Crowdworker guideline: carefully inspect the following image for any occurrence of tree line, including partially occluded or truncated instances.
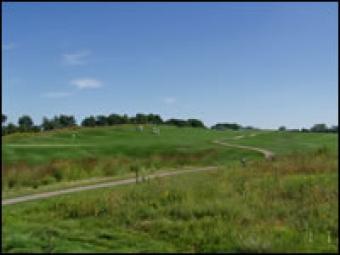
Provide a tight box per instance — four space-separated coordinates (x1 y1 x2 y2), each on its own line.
278 124 338 133
2 114 337 136
211 122 338 133
211 123 257 131
2 113 206 136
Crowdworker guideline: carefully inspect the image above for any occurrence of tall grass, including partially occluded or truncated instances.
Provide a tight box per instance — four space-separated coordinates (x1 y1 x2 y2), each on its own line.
3 147 338 252
2 148 235 192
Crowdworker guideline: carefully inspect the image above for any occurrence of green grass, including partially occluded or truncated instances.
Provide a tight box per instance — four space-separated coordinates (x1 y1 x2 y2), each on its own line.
2 126 262 195
2 125 337 198
2 125 249 165
223 131 338 155
2 148 338 252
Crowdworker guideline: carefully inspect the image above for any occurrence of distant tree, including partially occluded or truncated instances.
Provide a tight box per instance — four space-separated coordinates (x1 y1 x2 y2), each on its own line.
41 117 55 131
135 113 148 124
211 123 241 131
58 115 76 128
301 128 309 132
2 114 7 124
122 114 129 124
31 125 41 133
310 123 328 133
187 119 205 128
42 117 51 131
3 123 17 135
49 116 62 130
165 118 189 127
278 126 286 131
95 115 108 126
147 114 163 124
328 125 338 133
81 116 97 127
18 115 34 131
107 114 123 125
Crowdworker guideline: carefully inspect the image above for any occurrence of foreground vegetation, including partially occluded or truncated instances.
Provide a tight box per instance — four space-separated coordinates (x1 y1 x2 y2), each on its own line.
2 147 338 252
2 126 336 198
2 126 260 197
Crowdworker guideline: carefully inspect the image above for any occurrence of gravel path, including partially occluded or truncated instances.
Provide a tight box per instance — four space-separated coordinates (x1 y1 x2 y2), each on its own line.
213 139 275 160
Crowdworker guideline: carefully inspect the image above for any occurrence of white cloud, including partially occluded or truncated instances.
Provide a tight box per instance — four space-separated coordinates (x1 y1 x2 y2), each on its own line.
70 78 102 89
62 50 91 65
2 43 17 51
42 92 72 98
164 97 176 104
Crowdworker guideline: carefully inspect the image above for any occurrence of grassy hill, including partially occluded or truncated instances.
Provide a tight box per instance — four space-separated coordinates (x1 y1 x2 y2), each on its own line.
2 125 256 165
2 125 338 252
3 125 261 197
2 125 336 198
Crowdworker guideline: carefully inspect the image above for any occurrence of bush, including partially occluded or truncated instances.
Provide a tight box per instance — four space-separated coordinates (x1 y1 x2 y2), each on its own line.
8 179 17 189
41 176 56 186
52 169 63 182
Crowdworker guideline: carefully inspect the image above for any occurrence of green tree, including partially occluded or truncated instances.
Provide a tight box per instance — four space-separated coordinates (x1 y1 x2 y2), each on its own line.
58 115 76 128
81 116 97 127
278 126 286 131
147 114 163 124
107 114 123 125
187 119 205 128
310 123 328 133
18 115 34 131
211 123 241 131
135 113 148 124
95 115 108 126
42 117 55 131
329 125 338 133
2 114 7 124
165 118 189 127
3 123 17 135
122 114 129 124
31 125 41 133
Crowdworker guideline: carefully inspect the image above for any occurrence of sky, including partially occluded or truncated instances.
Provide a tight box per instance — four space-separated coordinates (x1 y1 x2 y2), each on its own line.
2 2 338 129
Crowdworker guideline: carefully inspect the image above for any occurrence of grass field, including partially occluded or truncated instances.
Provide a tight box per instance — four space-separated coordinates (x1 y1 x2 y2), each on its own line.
2 125 338 252
2 125 257 165
2 125 262 197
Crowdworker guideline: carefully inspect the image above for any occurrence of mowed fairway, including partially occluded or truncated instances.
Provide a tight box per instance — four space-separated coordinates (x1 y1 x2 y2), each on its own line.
2 125 338 252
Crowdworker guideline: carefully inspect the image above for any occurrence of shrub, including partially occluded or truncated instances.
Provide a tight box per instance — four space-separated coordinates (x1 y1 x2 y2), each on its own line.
52 169 63 182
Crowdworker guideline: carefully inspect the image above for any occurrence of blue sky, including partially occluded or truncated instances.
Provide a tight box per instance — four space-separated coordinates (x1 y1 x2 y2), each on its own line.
2 2 338 129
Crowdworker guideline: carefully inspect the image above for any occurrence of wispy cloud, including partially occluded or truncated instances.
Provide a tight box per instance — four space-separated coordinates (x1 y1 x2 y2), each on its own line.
2 43 17 51
62 50 91 65
70 78 102 89
163 97 176 104
42 92 72 98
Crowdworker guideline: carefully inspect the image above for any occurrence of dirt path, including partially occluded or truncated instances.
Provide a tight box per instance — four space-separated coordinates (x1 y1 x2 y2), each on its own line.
212 139 275 160
2 166 218 206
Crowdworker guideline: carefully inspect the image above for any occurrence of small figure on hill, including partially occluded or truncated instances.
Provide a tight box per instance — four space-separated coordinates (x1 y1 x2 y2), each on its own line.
152 127 160 136
267 155 274 161
137 125 144 132
240 157 247 167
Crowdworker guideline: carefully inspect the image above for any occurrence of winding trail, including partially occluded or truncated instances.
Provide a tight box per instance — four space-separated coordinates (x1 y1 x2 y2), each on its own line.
2 136 275 206
2 167 219 206
213 140 275 160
